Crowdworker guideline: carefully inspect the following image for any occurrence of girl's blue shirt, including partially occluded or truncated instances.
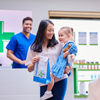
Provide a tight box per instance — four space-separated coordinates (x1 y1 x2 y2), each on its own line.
52 41 78 79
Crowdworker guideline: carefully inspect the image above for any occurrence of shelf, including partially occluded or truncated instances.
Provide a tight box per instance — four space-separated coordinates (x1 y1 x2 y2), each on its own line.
73 64 100 96
74 63 100 65
73 65 78 68
74 94 88 98
78 80 92 82
78 69 100 71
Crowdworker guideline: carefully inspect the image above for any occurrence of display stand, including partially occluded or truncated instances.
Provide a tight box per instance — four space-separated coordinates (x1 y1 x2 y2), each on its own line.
73 63 100 98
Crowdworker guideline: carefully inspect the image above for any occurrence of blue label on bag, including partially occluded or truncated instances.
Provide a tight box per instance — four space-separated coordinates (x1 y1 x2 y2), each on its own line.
35 61 39 76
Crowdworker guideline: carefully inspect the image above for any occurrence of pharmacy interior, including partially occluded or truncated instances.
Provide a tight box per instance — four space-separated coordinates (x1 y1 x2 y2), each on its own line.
50 11 100 98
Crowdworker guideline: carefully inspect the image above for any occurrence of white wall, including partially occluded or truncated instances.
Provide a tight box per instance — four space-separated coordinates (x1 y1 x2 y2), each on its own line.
0 68 74 100
0 0 100 100
0 0 100 35
51 19 100 63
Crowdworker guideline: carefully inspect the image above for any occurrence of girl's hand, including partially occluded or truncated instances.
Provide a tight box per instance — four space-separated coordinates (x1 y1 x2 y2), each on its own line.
32 56 40 64
63 51 70 58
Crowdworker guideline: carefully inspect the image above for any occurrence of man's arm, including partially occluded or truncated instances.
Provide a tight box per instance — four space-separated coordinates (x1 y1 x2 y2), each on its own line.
7 49 25 65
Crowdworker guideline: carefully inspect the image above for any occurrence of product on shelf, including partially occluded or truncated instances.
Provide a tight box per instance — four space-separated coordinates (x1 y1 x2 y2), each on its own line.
79 82 86 95
78 60 85 69
87 62 89 69
74 60 79 64
91 73 93 80
75 60 100 70
91 62 94 69
95 62 99 69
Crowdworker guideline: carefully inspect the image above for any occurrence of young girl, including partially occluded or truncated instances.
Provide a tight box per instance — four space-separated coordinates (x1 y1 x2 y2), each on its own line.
40 26 78 100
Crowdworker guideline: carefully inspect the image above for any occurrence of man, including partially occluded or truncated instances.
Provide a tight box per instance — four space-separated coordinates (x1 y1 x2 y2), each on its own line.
6 17 35 68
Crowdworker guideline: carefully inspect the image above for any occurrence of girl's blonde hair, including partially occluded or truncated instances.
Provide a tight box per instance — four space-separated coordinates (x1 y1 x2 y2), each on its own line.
60 26 74 41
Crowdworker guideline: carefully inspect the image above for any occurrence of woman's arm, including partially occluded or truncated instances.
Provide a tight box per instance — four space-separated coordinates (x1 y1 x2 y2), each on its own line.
27 56 40 72
27 64 35 72
25 47 40 72
64 64 73 76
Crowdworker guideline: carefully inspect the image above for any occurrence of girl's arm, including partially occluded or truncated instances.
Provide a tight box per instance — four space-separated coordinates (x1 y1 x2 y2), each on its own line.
63 51 70 58
63 43 78 58
68 44 78 55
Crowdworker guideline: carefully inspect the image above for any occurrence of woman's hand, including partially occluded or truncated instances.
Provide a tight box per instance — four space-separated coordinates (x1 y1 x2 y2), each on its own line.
63 51 70 58
32 56 40 64
27 56 40 72
64 66 71 74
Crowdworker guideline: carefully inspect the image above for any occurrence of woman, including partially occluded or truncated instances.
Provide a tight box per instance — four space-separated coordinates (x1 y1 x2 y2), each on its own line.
25 19 71 100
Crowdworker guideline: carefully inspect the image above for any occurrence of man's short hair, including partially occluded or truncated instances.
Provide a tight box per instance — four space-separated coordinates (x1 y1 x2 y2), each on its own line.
22 17 33 24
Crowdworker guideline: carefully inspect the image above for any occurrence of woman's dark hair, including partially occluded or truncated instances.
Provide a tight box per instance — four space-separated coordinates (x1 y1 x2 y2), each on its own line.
31 19 58 52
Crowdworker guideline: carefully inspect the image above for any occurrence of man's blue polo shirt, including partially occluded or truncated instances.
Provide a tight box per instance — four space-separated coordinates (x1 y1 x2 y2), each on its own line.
6 32 35 68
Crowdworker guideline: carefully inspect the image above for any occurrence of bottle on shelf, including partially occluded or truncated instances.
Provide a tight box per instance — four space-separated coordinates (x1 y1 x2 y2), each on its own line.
79 60 82 69
82 60 85 69
94 63 96 69
91 73 93 80
95 62 99 69
91 62 94 69
98 73 100 78
79 82 86 95
87 62 89 69
94 73 97 79
91 73 98 80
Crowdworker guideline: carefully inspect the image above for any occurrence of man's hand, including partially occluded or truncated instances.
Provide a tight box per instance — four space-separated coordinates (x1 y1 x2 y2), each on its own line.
20 60 26 65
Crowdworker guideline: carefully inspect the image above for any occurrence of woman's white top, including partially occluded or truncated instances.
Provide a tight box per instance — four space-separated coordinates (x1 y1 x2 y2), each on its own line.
25 43 68 86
